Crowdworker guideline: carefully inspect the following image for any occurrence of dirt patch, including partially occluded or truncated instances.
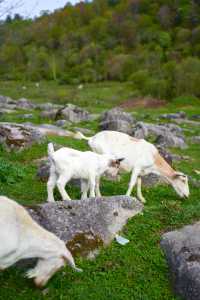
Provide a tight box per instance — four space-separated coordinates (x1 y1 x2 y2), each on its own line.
120 97 166 109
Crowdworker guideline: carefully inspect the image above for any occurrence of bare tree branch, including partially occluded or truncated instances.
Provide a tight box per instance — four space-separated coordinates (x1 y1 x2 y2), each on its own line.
0 0 24 18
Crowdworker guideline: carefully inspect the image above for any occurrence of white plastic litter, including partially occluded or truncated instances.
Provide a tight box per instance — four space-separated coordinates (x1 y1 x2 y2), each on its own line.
115 234 130 245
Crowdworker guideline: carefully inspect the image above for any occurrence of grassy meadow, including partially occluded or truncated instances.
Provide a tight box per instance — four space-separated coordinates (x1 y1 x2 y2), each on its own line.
0 81 200 300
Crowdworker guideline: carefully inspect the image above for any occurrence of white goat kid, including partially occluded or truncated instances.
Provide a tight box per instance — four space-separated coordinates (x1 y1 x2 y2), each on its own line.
0 196 82 287
75 130 190 203
47 143 123 202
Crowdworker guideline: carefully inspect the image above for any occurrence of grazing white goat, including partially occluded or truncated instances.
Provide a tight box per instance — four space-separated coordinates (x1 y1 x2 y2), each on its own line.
0 196 82 287
47 143 123 202
74 130 190 203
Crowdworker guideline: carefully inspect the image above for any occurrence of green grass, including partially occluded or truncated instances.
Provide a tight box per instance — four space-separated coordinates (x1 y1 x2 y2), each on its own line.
0 81 200 300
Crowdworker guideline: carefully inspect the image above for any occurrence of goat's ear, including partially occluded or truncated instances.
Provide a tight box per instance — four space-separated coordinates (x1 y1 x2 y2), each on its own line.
109 158 124 167
173 172 186 179
116 158 125 163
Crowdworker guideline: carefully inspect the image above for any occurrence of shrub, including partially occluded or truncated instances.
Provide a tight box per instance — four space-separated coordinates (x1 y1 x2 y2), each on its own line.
174 57 200 97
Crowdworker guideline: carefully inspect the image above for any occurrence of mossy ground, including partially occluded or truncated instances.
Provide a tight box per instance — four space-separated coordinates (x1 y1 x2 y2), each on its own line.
0 81 199 300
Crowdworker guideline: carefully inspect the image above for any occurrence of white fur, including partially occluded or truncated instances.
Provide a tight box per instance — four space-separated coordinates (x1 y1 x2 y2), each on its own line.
47 144 122 202
0 196 81 287
75 130 190 203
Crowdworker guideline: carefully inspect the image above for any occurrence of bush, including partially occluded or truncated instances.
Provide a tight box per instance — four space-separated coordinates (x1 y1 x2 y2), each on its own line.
131 69 169 98
174 57 200 97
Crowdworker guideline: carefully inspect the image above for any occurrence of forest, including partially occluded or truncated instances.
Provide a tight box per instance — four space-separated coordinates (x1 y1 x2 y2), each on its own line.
0 0 200 99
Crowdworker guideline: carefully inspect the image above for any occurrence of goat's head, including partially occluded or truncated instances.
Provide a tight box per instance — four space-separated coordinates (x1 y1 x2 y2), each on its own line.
105 157 124 179
27 240 82 287
171 172 190 198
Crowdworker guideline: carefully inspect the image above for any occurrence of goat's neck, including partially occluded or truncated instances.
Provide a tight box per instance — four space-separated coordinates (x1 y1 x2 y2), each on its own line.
154 152 176 182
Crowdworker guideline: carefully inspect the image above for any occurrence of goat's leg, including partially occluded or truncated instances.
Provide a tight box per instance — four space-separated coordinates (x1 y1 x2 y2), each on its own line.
56 174 71 201
81 180 89 200
137 176 146 203
95 176 102 197
126 167 141 197
89 177 96 198
47 168 57 202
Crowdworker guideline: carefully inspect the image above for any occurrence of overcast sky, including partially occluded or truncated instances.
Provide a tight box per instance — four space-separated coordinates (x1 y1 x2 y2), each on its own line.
2 0 80 19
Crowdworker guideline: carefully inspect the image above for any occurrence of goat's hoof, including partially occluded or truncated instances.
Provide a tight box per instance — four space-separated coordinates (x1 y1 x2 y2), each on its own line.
74 267 83 273
140 198 146 204
47 199 55 203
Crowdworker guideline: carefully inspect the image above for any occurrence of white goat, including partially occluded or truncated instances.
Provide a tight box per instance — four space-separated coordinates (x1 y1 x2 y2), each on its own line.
0 196 82 287
47 143 123 202
74 130 190 203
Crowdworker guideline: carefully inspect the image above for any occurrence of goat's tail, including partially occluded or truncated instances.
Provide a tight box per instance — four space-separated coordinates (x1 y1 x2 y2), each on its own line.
73 131 91 141
48 143 54 159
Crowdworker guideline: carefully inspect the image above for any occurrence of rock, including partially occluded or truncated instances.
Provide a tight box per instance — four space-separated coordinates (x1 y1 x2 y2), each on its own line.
37 102 63 111
189 177 200 188
0 108 16 114
74 127 93 135
142 174 161 187
17 98 36 109
24 123 74 138
159 111 187 120
27 197 143 258
155 134 187 149
133 122 187 149
100 108 135 135
18 114 33 120
0 122 44 150
173 119 200 127
36 159 50 182
190 114 200 120
40 109 58 120
190 136 200 144
56 104 91 123
55 119 71 127
0 95 17 111
161 222 200 300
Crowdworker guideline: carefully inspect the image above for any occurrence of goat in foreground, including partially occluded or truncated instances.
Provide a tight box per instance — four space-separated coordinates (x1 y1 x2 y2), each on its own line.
74 130 190 203
47 143 123 202
0 196 82 287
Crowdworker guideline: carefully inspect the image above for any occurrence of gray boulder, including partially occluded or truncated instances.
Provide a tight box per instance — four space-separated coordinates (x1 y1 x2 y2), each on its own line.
55 119 71 127
40 109 58 120
190 136 200 144
56 104 91 123
27 197 143 258
173 119 200 127
133 122 187 149
161 222 200 300
100 108 135 135
17 98 36 110
24 123 73 138
159 111 187 120
36 159 50 182
191 114 200 120
155 134 187 149
0 95 17 112
0 122 44 151
37 102 63 111
18 114 33 120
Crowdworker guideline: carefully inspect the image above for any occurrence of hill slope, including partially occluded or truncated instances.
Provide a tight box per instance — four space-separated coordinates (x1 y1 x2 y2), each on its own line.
1 0 200 99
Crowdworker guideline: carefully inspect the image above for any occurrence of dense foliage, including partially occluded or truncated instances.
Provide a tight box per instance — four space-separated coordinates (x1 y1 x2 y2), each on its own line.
1 0 200 98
